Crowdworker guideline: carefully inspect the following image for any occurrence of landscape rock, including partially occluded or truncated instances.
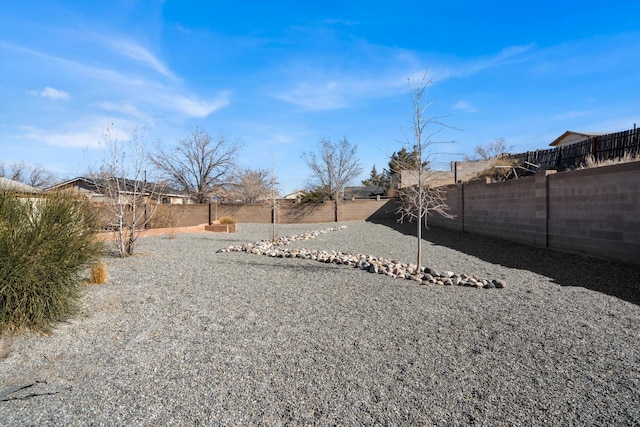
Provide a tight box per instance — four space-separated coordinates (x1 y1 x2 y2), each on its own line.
217 226 506 291
493 279 507 289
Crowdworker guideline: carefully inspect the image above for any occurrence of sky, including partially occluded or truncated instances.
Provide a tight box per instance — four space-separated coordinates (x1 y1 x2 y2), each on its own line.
1 0 639 194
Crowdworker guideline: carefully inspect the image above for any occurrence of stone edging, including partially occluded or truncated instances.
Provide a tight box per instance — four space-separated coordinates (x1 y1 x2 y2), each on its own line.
217 226 506 289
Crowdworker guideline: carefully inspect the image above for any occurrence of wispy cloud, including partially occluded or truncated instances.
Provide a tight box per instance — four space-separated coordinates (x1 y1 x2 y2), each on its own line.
2 42 146 86
16 119 135 149
434 43 535 81
272 42 534 111
452 100 477 112
105 38 176 80
3 41 229 119
18 125 102 149
167 93 231 117
175 23 192 35
39 86 70 100
94 102 155 124
274 80 346 111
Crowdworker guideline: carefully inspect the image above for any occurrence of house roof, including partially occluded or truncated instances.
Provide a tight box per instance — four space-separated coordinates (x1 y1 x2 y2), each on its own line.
343 186 385 199
549 131 605 147
47 176 188 197
0 176 42 193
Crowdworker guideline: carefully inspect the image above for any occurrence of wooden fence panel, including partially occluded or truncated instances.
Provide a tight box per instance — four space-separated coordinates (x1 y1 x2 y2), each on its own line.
558 139 592 170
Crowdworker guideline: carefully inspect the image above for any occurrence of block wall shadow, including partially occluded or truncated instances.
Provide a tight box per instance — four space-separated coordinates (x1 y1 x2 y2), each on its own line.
367 215 640 306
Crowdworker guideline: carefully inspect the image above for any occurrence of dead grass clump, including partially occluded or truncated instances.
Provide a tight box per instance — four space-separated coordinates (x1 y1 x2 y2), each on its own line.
579 153 638 169
89 262 108 284
219 216 237 225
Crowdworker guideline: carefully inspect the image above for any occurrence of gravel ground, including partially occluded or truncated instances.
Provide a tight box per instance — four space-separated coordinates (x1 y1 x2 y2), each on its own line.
1 220 639 425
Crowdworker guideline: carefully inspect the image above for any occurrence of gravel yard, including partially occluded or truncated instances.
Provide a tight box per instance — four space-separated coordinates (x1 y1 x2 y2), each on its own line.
1 220 639 425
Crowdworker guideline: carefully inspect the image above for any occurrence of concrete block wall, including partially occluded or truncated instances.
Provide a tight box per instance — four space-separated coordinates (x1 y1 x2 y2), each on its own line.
340 199 398 221
122 162 639 264
547 162 640 264
174 204 210 226
431 162 640 264
279 202 336 224
462 175 546 247
216 203 271 224
427 184 464 231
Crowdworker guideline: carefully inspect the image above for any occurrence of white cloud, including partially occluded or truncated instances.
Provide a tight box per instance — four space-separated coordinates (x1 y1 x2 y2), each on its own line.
40 86 70 100
18 126 101 148
273 70 410 111
452 100 477 112
106 38 176 80
434 43 535 81
167 93 230 117
5 42 230 120
275 80 346 111
94 102 155 124
16 119 134 149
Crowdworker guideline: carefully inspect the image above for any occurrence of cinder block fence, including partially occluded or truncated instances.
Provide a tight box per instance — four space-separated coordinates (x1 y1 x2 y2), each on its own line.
428 162 640 265
123 161 639 265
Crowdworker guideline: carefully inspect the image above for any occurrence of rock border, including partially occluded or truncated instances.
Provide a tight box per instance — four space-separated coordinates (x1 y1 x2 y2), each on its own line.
217 226 506 289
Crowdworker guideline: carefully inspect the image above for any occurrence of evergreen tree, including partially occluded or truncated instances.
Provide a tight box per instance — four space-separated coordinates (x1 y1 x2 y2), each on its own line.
361 165 388 187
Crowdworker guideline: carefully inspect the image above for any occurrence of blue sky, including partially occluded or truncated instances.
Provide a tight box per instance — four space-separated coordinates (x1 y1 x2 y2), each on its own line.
1 0 639 193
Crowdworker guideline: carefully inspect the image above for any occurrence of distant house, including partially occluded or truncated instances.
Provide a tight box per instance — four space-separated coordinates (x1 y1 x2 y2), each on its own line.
46 177 192 205
549 131 605 148
0 177 42 195
343 186 386 199
282 190 306 200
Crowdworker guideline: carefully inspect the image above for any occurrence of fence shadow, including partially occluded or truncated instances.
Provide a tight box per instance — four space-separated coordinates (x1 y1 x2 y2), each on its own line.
366 217 640 306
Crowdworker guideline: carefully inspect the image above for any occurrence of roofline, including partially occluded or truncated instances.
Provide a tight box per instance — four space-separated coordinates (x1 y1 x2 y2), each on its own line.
549 130 606 147
46 176 98 191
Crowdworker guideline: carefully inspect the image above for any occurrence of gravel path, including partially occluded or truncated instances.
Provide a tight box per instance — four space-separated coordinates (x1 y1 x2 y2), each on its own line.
1 221 639 425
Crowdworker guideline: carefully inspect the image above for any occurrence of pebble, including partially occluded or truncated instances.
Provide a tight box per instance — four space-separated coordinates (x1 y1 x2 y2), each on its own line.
217 226 506 290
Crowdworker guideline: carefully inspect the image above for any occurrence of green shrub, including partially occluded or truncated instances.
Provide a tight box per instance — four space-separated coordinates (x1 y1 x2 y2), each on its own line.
0 189 104 334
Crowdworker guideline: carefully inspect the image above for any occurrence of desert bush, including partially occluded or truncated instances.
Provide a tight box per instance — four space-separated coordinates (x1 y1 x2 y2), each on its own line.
0 189 104 334
218 215 237 224
476 157 521 182
89 262 108 284
579 153 638 169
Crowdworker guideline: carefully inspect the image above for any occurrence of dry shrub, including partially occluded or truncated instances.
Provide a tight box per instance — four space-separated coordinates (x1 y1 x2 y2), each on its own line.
219 215 237 224
476 157 520 181
89 262 108 284
580 153 638 169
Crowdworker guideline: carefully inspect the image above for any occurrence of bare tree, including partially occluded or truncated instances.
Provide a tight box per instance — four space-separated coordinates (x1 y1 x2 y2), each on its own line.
0 161 56 188
95 126 163 257
227 167 271 203
396 71 455 268
150 127 240 203
466 137 513 160
268 158 280 242
0 161 27 182
302 137 363 200
27 164 57 188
